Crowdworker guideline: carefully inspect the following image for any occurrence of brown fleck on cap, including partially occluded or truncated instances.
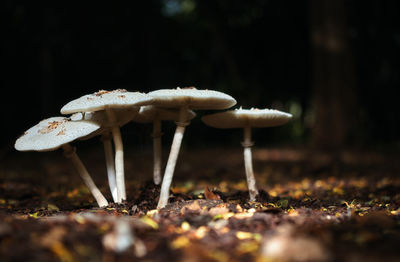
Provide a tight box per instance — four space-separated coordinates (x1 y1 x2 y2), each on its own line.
60 90 153 114
15 117 100 152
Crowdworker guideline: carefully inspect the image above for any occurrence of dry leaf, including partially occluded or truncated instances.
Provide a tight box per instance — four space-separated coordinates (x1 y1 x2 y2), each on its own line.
180 200 201 215
204 187 221 200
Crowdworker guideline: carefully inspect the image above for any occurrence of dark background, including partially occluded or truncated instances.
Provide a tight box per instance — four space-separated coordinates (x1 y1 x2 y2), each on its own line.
2 0 400 154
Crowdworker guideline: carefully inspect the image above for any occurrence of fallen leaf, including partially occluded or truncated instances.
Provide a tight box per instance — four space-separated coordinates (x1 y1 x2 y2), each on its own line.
180 200 201 215
192 226 208 239
171 236 190 249
208 206 230 217
204 187 221 200
237 240 260 254
41 227 74 262
390 208 400 215
47 204 60 212
236 231 253 240
29 212 40 219
181 221 191 231
140 216 159 230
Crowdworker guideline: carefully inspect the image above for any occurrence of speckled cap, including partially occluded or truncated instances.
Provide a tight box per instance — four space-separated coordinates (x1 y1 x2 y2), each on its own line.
202 108 292 128
60 89 153 115
15 117 101 152
148 87 236 110
133 105 196 123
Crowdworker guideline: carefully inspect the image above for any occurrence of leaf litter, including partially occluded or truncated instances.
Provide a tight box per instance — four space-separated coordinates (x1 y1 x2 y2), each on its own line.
1 148 400 261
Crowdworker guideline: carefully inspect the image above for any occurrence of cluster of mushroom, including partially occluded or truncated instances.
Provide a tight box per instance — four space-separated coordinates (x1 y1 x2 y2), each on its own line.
15 88 292 209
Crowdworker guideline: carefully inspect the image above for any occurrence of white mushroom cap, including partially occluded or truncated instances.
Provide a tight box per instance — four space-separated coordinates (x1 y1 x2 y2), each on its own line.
202 108 293 129
148 87 236 110
15 117 101 152
133 105 196 123
71 108 139 141
71 107 139 128
60 89 153 115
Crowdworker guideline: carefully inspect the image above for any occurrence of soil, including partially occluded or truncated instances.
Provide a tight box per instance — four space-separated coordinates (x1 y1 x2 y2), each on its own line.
1 147 399 262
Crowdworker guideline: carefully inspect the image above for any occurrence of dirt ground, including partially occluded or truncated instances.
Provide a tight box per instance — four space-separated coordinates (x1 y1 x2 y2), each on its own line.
1 147 400 262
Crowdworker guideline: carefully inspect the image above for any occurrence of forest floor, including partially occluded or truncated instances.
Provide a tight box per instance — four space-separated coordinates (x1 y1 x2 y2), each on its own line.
0 147 400 262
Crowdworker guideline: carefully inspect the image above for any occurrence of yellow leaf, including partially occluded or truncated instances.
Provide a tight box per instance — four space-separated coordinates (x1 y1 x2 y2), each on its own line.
237 241 260 254
74 215 86 224
50 242 74 262
222 212 235 220
181 221 191 231
194 226 208 239
146 209 158 217
236 231 253 240
47 204 60 212
141 216 158 230
268 191 278 197
98 224 110 234
209 250 229 262
29 212 40 219
171 236 190 249
67 189 79 198
390 208 400 215
333 187 344 195
253 233 262 242
234 212 253 219
213 214 224 220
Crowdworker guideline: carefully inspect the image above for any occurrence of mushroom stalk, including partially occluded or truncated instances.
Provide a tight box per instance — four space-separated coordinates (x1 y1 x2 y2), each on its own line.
62 144 108 207
157 106 188 209
152 119 162 185
242 125 258 201
101 133 118 202
106 108 126 203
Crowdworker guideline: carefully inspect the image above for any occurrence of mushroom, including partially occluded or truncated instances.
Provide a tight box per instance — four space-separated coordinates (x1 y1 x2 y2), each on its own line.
61 90 153 203
14 117 109 207
71 107 139 203
202 108 292 201
133 105 196 185
148 87 236 208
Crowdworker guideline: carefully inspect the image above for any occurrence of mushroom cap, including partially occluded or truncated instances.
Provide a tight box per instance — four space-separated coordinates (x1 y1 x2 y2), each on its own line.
148 87 236 110
70 107 139 140
133 105 196 123
202 108 293 129
15 117 101 152
60 89 153 115
71 107 139 128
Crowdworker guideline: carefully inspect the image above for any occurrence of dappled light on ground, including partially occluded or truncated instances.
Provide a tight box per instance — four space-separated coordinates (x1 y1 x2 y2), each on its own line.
1 148 399 261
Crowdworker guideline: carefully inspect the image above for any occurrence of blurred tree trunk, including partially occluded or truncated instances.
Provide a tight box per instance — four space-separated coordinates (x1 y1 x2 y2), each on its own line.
309 0 357 150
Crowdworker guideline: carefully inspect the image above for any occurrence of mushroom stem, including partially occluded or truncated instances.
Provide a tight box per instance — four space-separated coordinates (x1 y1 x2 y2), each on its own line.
62 144 108 207
105 108 126 203
157 106 189 209
152 119 163 185
101 133 118 202
242 126 258 201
